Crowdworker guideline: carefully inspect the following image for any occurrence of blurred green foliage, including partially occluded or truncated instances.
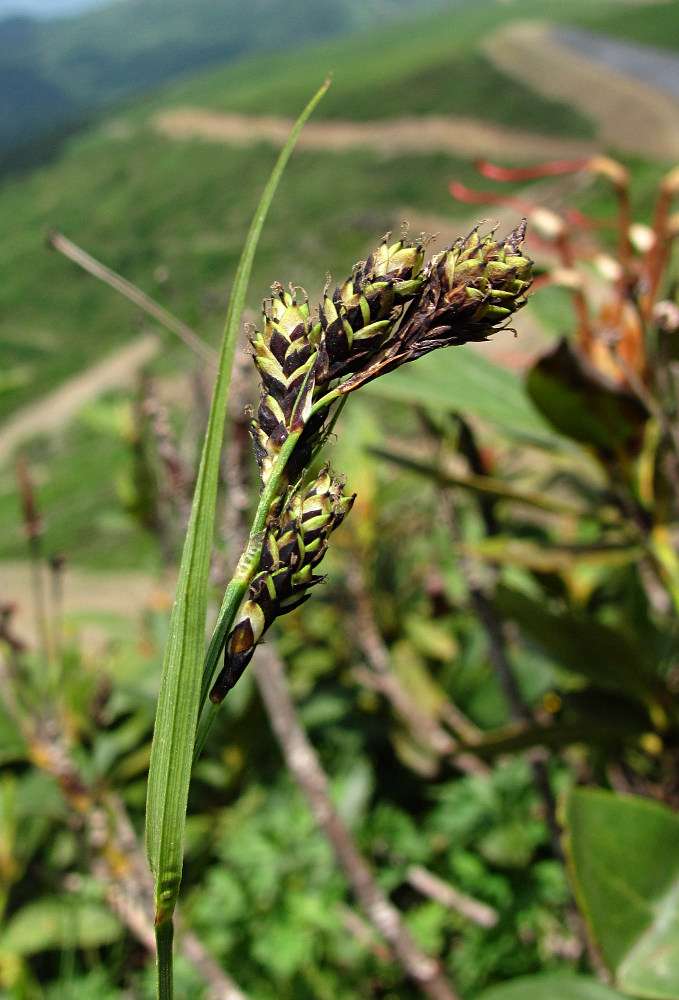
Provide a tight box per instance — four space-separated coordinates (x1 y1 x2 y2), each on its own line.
3 3 679 997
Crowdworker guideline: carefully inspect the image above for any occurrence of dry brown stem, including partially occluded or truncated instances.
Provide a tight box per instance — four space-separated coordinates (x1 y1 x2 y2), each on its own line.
346 562 487 776
253 646 462 1000
406 865 499 928
46 229 216 364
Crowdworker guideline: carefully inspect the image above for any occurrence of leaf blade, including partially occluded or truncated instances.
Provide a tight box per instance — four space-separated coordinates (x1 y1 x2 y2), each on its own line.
366 346 554 439
475 971 627 1000
144 79 330 924
565 789 679 1000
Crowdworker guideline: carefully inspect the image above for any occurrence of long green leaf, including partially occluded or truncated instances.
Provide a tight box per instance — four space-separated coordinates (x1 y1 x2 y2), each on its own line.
494 585 664 711
145 80 330 933
369 444 587 516
458 718 647 760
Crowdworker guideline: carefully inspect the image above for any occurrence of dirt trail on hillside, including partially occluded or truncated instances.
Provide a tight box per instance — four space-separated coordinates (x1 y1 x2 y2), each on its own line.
484 21 679 161
0 333 161 467
153 21 679 163
153 108 598 162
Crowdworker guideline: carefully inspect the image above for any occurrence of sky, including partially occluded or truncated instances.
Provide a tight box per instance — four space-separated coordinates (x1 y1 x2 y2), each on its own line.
0 0 111 16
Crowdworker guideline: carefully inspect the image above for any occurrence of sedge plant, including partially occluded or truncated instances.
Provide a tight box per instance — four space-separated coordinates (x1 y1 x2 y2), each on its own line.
145 82 533 998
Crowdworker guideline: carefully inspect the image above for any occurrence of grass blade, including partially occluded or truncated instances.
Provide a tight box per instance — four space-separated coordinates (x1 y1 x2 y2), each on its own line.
144 78 330 990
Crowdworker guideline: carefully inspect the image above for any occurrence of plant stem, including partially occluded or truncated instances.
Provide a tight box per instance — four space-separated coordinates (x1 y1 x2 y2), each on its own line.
196 425 304 714
156 919 174 1000
253 645 462 1000
195 386 343 748
46 229 216 364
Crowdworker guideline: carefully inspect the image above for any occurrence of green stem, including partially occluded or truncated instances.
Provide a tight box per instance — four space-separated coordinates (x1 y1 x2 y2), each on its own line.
194 388 345 755
196 426 304 716
155 918 174 1000
193 702 220 764
309 394 348 466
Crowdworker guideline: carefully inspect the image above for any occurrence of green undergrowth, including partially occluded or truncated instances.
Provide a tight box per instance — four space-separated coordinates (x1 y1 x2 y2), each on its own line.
0 399 162 570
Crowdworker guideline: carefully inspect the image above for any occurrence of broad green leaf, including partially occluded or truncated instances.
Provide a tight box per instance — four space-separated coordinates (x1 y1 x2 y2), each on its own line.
366 346 554 438
526 338 648 455
145 79 330 932
475 972 626 1000
565 789 679 999
0 898 121 955
495 586 663 712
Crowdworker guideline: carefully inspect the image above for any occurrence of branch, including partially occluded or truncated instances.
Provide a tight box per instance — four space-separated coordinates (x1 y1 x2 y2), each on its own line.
46 229 217 364
253 645 462 1000
406 865 498 928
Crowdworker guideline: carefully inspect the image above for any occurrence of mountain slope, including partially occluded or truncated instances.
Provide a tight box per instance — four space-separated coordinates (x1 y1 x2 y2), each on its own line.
0 0 453 150
0 0 675 566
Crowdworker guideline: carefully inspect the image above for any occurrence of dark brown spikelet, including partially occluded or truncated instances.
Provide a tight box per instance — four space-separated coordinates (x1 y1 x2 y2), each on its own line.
399 221 533 358
250 285 319 485
210 469 355 702
315 235 425 385
335 222 533 394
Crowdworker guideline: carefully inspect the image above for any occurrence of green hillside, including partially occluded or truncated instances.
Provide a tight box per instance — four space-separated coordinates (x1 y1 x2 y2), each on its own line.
128 0 679 122
0 2 597 417
0 0 451 150
0 0 675 566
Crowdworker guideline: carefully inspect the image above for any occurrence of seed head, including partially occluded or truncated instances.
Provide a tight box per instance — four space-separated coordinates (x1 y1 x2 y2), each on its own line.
250 285 319 484
210 470 355 702
407 222 533 353
316 235 425 384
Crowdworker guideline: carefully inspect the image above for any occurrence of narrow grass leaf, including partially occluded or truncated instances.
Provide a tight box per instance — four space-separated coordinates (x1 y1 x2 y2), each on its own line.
145 79 330 929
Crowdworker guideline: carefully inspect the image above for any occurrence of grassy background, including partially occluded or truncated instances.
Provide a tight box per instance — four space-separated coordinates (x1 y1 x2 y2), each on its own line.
0 0 676 567
1 4 679 998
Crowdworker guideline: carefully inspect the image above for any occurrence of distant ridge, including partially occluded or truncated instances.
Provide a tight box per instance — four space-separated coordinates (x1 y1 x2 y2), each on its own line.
0 0 451 152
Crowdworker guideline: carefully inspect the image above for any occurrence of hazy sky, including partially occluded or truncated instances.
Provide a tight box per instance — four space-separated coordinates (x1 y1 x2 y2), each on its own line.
0 0 111 16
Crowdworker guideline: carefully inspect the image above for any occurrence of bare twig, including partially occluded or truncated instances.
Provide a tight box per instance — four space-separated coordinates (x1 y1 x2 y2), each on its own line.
253 646 462 1000
15 457 54 675
347 562 486 776
46 229 217 365
406 865 498 928
336 904 392 962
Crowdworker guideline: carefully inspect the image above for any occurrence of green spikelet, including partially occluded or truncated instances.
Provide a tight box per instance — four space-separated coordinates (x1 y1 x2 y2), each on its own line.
316 235 425 385
250 284 319 485
210 469 355 702
247 225 531 484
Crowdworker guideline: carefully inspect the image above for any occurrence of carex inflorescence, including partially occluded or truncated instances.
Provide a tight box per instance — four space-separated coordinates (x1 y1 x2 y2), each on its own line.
209 222 532 703
210 470 354 702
